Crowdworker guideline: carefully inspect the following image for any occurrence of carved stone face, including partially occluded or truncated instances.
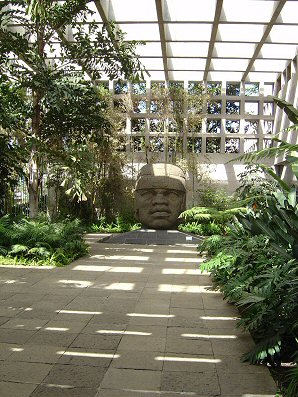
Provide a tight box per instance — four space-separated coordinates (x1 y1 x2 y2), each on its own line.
134 164 186 230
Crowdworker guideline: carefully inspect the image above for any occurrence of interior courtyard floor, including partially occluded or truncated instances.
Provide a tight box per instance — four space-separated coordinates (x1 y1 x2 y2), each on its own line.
0 233 277 397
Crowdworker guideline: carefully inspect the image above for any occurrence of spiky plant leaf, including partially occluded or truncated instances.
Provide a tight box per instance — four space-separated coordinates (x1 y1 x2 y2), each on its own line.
28 246 51 258
273 97 298 124
0 246 8 255
9 244 29 254
241 335 282 365
284 366 298 397
253 218 276 240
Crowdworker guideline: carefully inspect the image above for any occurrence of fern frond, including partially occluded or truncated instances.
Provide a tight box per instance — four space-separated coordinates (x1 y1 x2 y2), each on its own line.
241 335 281 364
273 97 298 124
228 142 298 164
0 246 8 255
284 366 298 397
9 244 29 255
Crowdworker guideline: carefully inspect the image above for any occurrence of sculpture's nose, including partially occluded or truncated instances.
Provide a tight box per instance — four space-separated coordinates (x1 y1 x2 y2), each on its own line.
152 191 168 204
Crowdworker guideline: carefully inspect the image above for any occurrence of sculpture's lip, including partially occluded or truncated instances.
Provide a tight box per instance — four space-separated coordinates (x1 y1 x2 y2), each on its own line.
150 210 171 217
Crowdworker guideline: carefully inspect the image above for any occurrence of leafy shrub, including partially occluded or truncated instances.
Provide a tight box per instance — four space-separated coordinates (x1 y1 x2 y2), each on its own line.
0 215 88 266
179 206 245 236
198 187 234 210
199 230 298 396
90 216 140 233
178 221 226 236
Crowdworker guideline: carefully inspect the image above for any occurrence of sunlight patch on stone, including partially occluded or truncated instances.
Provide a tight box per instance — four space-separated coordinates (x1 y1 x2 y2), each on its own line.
57 351 119 358
72 265 144 273
57 310 102 315
127 313 175 318
158 284 219 293
72 265 110 271
44 327 69 332
105 283 135 291
155 356 221 363
182 333 237 339
162 268 209 275
165 257 202 263
166 249 198 254
96 329 152 336
58 279 93 288
201 316 240 321
109 267 144 273
90 255 149 261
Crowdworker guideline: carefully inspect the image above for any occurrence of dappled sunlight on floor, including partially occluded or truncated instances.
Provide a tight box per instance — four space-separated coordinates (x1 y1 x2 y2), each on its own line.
0 241 278 396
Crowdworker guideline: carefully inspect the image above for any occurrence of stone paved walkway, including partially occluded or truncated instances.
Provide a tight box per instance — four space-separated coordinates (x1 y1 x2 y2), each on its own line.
0 234 277 397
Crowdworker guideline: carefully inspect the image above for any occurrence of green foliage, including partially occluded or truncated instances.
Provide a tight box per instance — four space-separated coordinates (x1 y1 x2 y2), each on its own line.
0 215 88 266
90 216 140 234
200 232 298 358
179 205 246 236
236 164 279 202
0 80 29 213
0 1 144 218
199 227 298 395
237 187 298 256
178 221 226 236
198 187 233 210
198 97 298 396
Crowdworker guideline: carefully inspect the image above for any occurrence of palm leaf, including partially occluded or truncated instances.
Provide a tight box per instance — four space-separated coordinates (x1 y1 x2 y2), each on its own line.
285 366 298 397
259 164 291 192
0 246 8 255
253 218 276 240
9 244 29 254
228 142 298 164
273 97 298 124
241 335 282 364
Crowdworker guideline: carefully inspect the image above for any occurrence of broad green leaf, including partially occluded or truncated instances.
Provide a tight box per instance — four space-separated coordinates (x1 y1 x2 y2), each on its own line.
275 227 294 246
272 214 287 233
269 242 292 259
274 191 287 207
279 208 298 231
273 97 298 124
259 164 291 192
287 186 297 208
253 219 276 240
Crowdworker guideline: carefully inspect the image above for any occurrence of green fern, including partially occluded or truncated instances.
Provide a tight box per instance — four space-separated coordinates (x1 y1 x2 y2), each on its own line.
9 244 29 255
284 366 298 397
241 335 282 365
0 246 8 255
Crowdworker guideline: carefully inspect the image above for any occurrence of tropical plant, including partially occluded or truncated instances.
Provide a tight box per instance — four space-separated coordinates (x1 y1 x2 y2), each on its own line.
233 97 298 191
179 197 246 236
90 216 140 234
0 0 144 218
198 98 298 396
0 215 88 266
178 221 225 236
236 163 279 202
199 232 298 369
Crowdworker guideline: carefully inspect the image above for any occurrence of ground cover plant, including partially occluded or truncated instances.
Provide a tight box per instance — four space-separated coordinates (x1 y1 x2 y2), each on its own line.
0 215 88 266
179 187 246 236
90 215 140 233
199 210 298 396
197 98 298 396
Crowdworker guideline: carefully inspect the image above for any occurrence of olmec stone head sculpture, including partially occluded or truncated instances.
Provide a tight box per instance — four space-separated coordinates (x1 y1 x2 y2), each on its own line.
134 163 186 229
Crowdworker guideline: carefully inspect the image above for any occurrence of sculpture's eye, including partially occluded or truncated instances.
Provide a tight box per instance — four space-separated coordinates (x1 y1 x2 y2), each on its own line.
140 190 153 199
166 190 180 198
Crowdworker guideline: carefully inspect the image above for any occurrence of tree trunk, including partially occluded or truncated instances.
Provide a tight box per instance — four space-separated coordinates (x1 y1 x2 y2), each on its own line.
27 24 45 218
47 185 59 220
28 152 39 218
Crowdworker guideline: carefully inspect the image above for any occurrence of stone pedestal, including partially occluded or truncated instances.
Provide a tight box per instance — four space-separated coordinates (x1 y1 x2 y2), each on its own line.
99 229 203 245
